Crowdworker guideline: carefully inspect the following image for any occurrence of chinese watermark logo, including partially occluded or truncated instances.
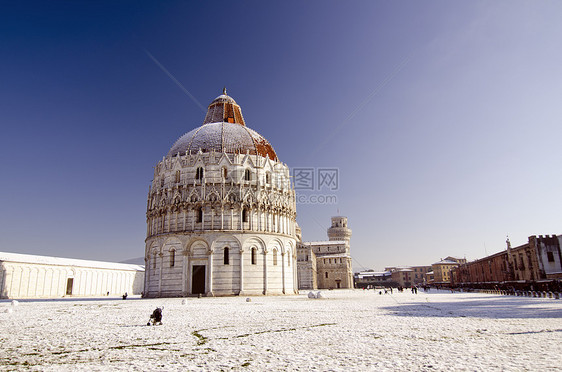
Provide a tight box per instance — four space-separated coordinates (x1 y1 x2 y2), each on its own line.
292 167 339 204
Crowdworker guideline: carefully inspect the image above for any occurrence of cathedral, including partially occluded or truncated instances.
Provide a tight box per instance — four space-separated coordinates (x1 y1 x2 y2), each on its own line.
144 90 298 297
297 216 354 290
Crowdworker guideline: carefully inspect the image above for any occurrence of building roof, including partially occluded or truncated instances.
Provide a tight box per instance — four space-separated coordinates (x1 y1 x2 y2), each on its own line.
432 260 459 265
316 253 350 258
355 271 391 278
304 240 347 246
0 251 144 271
167 90 278 161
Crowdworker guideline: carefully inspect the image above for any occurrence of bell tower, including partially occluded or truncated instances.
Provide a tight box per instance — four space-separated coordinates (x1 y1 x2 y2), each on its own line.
327 216 352 244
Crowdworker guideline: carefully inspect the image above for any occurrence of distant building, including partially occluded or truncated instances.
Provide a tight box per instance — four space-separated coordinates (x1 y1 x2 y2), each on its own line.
391 268 413 287
431 259 460 286
297 216 354 290
0 252 144 299
354 270 392 288
452 235 562 289
385 265 432 286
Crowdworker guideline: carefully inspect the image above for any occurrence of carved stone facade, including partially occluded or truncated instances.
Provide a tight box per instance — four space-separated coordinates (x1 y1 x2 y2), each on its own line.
144 91 298 297
297 216 354 290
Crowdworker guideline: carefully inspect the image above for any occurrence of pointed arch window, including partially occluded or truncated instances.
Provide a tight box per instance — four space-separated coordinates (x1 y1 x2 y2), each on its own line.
273 248 278 265
242 208 249 223
265 172 271 184
251 247 257 265
196 207 203 223
244 169 251 181
196 167 204 180
223 247 230 265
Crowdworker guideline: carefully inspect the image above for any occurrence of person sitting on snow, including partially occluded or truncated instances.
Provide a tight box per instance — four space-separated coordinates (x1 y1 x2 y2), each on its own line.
148 307 163 326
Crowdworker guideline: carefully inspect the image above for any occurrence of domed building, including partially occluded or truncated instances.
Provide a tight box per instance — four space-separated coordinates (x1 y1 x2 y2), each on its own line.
144 89 298 297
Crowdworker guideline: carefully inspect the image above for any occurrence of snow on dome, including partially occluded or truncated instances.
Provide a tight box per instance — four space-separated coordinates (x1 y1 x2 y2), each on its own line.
167 90 278 160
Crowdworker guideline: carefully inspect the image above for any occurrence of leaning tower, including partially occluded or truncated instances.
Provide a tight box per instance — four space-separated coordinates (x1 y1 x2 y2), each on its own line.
327 216 352 245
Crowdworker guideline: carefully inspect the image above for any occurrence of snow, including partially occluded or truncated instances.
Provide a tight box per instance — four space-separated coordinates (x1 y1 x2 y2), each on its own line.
1 290 561 371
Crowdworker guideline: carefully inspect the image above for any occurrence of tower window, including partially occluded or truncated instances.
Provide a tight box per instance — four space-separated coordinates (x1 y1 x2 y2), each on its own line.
170 250 175 267
196 167 204 180
251 248 257 265
224 247 230 265
325 272 328 278
273 249 278 265
547 251 555 262
244 169 251 181
175 170 180 183
196 207 203 223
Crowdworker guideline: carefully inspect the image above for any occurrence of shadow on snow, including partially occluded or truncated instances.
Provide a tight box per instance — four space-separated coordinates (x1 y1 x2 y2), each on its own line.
381 296 562 319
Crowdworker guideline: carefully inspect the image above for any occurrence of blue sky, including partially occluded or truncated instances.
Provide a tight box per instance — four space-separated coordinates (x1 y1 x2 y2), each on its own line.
1 1 561 270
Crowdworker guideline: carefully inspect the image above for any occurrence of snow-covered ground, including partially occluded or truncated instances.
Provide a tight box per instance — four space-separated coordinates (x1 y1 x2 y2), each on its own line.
1 289 561 371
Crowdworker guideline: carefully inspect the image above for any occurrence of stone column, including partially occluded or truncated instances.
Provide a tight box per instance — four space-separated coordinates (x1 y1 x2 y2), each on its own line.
191 208 195 231
158 252 163 296
182 251 188 296
293 252 298 293
263 248 269 295
187 253 193 294
281 251 286 294
207 249 214 296
240 208 244 231
239 248 245 295
143 257 149 296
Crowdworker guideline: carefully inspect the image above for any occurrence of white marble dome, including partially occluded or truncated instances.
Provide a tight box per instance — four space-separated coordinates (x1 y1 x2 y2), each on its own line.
144 90 298 298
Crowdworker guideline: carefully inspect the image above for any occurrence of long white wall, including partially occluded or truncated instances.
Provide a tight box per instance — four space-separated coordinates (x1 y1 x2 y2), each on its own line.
0 261 144 299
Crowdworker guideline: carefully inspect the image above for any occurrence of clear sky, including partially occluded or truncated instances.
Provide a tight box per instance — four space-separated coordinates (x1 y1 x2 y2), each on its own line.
1 1 561 270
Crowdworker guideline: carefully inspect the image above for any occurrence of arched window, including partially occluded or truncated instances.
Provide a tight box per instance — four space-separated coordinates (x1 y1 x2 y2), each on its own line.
196 207 203 223
273 249 278 265
170 250 175 267
175 170 181 183
325 272 328 278
196 167 204 180
152 254 157 270
251 247 257 265
222 167 228 179
242 208 248 223
223 247 229 265
265 172 271 184
244 169 251 181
